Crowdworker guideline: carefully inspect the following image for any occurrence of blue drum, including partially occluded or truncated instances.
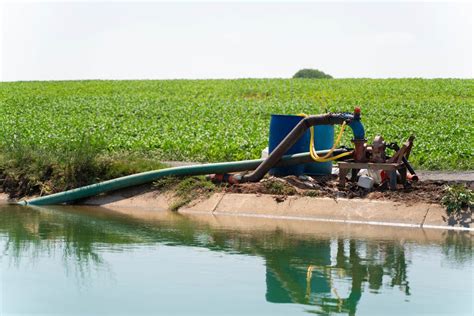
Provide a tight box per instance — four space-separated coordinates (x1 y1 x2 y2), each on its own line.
268 114 334 176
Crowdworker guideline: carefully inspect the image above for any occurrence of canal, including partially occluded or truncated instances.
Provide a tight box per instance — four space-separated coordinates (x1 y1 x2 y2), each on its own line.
1 205 472 315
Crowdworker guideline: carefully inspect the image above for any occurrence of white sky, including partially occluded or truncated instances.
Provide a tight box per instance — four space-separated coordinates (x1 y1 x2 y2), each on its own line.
1 1 472 81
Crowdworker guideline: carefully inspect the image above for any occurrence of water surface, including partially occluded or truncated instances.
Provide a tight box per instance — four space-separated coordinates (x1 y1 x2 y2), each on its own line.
1 205 472 315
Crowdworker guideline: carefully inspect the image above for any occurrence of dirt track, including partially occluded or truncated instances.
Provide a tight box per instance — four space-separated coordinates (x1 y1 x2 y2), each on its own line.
416 170 474 182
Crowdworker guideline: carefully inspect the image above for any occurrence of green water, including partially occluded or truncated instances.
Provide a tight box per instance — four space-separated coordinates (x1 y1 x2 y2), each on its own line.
0 205 472 315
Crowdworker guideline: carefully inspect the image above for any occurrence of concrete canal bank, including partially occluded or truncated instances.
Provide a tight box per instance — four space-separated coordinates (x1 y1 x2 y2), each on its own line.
81 189 472 231
2 181 471 231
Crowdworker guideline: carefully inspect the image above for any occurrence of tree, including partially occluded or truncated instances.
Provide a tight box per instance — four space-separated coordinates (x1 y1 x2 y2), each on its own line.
293 68 333 79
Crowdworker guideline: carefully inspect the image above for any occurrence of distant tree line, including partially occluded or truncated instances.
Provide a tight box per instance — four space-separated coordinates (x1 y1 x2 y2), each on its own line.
293 68 333 79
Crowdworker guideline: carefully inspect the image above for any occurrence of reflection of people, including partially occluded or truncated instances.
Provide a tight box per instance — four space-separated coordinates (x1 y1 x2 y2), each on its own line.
265 240 331 304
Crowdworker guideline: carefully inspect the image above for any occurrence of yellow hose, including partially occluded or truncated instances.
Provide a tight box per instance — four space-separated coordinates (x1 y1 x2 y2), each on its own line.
298 113 353 162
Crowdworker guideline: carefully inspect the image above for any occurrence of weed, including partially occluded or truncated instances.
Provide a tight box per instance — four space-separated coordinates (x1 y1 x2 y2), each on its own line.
153 176 182 191
303 190 320 197
263 179 297 195
0 138 167 198
441 185 473 215
154 176 215 212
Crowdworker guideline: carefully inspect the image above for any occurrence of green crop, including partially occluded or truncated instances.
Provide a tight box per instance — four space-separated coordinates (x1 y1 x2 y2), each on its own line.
0 78 472 170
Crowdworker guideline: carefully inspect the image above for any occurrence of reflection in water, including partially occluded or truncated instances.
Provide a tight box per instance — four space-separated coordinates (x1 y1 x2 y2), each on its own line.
0 205 472 315
262 237 412 315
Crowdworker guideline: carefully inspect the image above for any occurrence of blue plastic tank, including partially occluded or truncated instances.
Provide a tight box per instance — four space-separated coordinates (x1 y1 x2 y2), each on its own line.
268 114 310 176
268 114 334 177
304 125 334 175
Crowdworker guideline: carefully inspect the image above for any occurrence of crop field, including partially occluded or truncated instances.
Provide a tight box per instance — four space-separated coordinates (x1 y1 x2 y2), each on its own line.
0 78 473 170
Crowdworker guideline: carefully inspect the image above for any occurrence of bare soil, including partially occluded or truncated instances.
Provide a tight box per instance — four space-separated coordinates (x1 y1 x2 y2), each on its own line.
220 175 473 205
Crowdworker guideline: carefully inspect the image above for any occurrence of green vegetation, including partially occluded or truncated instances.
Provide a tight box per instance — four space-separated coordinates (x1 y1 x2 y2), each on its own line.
0 141 167 197
263 179 297 195
303 190 320 197
293 68 333 79
0 79 472 195
441 184 473 215
154 176 215 211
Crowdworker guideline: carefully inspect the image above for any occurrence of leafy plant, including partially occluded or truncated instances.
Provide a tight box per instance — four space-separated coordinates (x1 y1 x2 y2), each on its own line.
441 184 473 215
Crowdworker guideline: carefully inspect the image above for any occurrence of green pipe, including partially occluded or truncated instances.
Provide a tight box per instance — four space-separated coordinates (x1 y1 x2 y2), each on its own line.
19 149 344 206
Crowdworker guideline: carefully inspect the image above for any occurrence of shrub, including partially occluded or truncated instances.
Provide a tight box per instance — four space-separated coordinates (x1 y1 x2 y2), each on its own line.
293 68 333 79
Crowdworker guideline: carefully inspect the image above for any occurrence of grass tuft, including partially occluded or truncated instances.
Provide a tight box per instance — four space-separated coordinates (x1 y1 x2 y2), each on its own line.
263 179 297 196
154 176 216 212
303 190 320 197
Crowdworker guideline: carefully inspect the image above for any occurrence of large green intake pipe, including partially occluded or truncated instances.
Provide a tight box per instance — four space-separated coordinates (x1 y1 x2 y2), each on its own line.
18 149 347 206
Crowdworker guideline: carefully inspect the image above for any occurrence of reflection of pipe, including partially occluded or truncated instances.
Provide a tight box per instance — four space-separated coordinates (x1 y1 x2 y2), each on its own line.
242 111 365 183
18 149 348 206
